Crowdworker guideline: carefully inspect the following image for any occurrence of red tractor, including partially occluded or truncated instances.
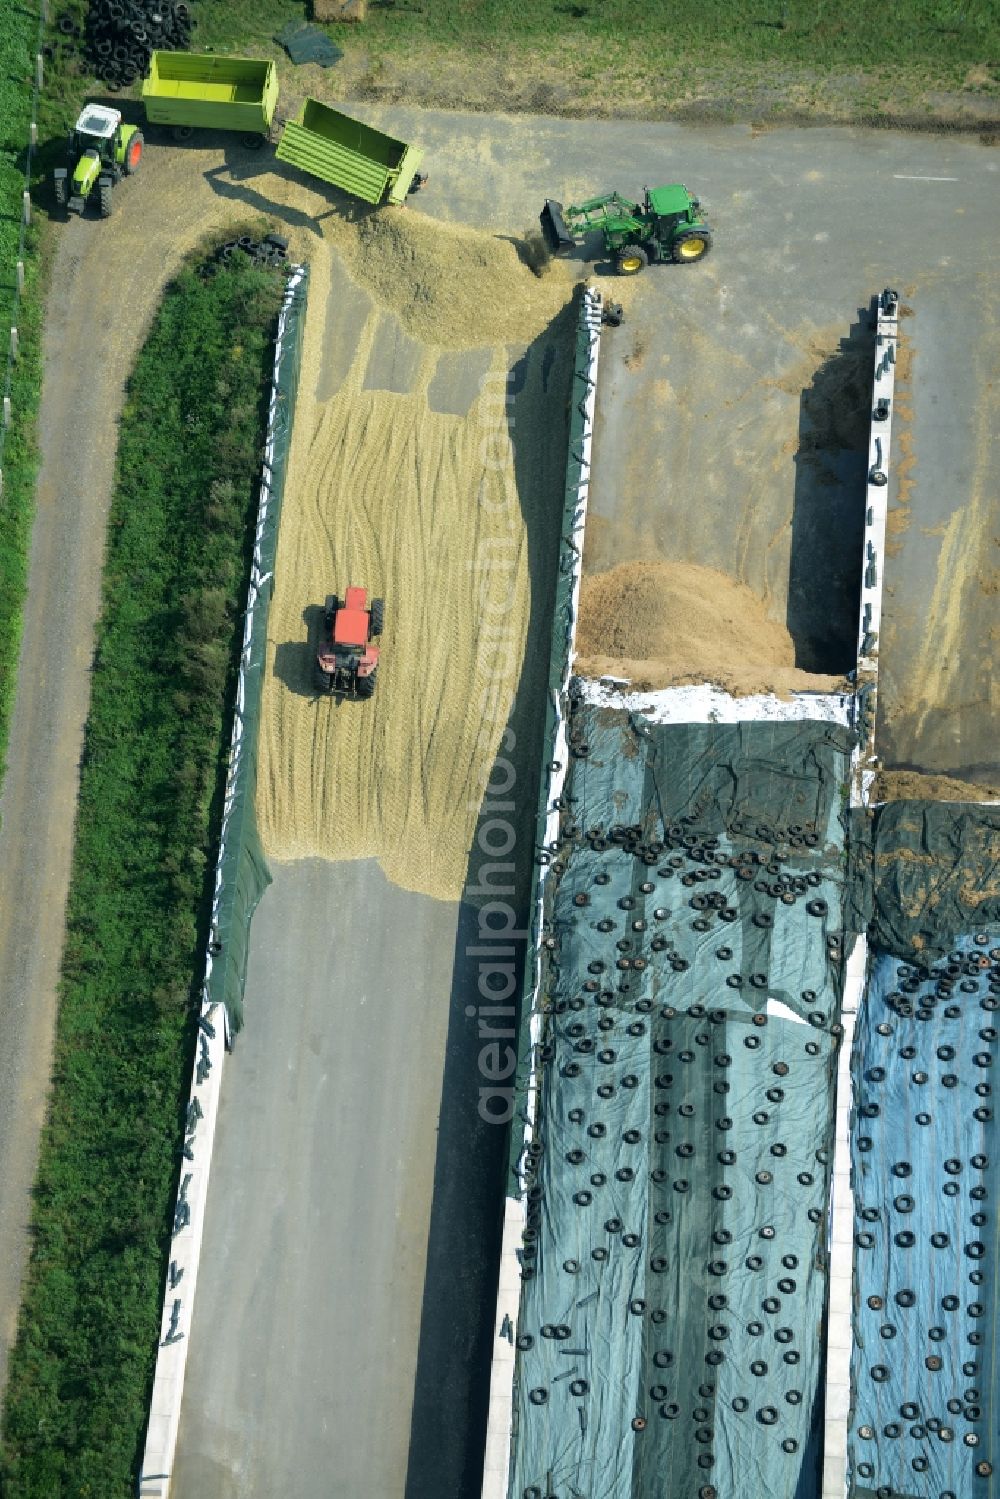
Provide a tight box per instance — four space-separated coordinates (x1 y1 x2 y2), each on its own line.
315 587 383 699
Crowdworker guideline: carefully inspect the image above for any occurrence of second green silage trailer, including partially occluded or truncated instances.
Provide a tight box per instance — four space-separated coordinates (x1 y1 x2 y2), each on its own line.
275 97 425 207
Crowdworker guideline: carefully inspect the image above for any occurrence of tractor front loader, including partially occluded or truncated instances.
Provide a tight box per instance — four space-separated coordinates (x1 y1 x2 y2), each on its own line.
54 104 143 218
540 184 712 275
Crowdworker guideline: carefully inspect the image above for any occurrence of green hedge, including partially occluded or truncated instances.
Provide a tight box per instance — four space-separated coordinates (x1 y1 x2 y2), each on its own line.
0 3 42 788
0 255 283 1497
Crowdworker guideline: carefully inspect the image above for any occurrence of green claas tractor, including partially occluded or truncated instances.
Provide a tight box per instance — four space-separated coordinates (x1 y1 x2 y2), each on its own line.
540 184 712 275
53 104 144 218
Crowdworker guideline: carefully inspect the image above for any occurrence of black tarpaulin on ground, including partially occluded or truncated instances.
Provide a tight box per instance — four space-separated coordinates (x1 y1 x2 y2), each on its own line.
274 22 343 66
869 802 1000 966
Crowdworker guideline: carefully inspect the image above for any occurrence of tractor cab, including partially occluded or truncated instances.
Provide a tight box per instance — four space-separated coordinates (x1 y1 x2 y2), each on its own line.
71 103 122 161
645 183 701 233
612 183 712 272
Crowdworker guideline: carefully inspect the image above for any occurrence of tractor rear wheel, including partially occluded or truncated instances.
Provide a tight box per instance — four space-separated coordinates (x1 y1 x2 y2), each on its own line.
369 598 384 637
615 244 648 276
124 130 143 175
672 229 712 264
356 669 377 700
99 180 113 218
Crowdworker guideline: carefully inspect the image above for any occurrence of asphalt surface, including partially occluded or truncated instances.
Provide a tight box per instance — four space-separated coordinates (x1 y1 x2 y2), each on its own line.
172 860 460 1499
353 106 999 719
169 115 998 1498
2 101 996 1492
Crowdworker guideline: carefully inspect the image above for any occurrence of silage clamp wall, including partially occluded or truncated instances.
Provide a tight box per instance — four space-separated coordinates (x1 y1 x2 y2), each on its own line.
508 282 603 1179
206 263 309 1039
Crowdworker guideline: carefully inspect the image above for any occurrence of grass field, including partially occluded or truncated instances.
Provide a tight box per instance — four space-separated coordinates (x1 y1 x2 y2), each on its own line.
194 0 1000 124
0 253 283 1498
0 4 42 797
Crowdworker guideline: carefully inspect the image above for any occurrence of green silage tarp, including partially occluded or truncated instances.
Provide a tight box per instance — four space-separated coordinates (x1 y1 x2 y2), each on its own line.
508 704 854 1499
206 266 309 1036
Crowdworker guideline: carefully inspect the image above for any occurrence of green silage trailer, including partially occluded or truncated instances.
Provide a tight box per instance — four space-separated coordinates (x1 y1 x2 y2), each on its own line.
276 98 425 206
141 52 279 145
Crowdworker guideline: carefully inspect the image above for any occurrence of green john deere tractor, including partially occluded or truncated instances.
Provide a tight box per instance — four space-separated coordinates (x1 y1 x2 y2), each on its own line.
540 184 712 274
53 104 144 218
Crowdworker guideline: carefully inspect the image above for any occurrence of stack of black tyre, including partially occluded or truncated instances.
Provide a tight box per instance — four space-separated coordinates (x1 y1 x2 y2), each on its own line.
80 0 194 91
201 234 291 277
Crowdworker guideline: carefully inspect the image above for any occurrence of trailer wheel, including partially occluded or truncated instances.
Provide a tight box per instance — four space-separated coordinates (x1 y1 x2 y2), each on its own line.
172 125 193 142
241 132 266 150
124 131 143 175
369 598 384 637
356 669 377 700
615 244 648 276
99 180 113 218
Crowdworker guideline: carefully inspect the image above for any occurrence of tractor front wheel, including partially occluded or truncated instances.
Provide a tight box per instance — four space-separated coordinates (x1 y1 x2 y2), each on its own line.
54 173 67 209
615 244 648 276
356 670 377 700
672 229 712 264
99 180 113 218
324 594 340 626
369 598 384 637
124 130 144 175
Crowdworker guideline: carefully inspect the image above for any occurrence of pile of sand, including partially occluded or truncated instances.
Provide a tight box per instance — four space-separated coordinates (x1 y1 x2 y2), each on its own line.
327 209 571 350
573 560 847 696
